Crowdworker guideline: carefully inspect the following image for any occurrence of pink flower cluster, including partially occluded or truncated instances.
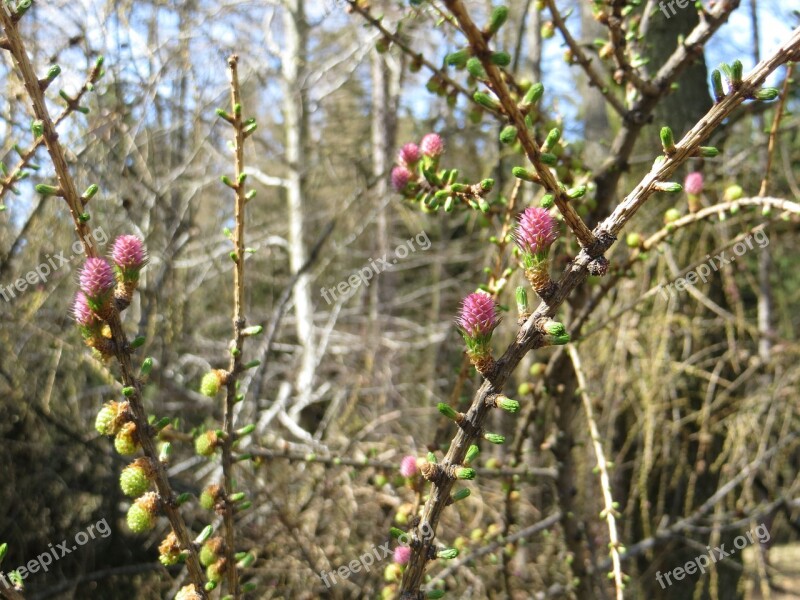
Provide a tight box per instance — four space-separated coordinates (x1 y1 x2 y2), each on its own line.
73 234 147 324
684 171 704 195
399 455 418 478
457 292 500 340
515 207 559 258
391 133 445 193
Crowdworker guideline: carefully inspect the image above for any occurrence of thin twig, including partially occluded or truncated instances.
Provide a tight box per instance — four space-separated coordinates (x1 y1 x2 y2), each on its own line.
396 19 800 597
444 0 597 250
567 344 624 600
220 53 247 600
0 8 208 595
544 0 626 117
758 63 794 196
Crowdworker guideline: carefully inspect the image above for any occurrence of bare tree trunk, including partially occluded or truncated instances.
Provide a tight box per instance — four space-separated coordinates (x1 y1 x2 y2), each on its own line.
282 0 315 412
367 50 399 403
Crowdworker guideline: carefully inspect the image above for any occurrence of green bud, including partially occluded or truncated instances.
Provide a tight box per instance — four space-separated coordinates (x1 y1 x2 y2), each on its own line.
549 334 571 345
242 325 263 336
46 64 61 81
241 583 258 593
477 197 490 213
444 197 455 212
158 442 172 462
31 120 44 138
711 69 725 102
455 467 476 480
659 182 683 193
427 591 446 600
474 91 501 111
626 233 642 248
121 386 135 397
664 208 681 224
82 184 99 201
437 548 459 559
660 126 675 153
567 185 587 199
521 82 544 107
755 87 779 101
130 336 146 349
490 51 511 67
445 48 470 68
540 152 557 166
499 125 518 145
540 193 555 209
140 357 153 377
544 322 567 337
220 175 234 188
480 178 495 191
542 128 561 152
451 488 471 502
390 527 406 539
487 6 509 35
237 552 256 569
437 402 460 421
699 146 719 157
35 183 61 196
78 212 91 223
496 396 520 413
730 59 743 84
0 543 7 564
515 286 528 315
427 451 437 464
244 359 260 370
484 432 506 444
236 424 256 437
466 57 487 80
465 444 479 464
512 166 537 182
723 184 744 202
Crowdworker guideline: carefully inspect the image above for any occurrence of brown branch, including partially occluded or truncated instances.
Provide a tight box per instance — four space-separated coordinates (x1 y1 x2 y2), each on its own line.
593 1 743 219
758 63 794 196
443 0 597 250
249 446 557 480
343 1 492 114
220 54 247 600
567 344 624 600
1 59 102 204
0 585 26 600
544 0 627 117
0 9 208 596
397 21 800 598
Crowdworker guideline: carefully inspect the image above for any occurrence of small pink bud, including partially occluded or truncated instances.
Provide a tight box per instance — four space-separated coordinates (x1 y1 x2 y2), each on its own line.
391 166 412 192
684 172 704 195
79 257 116 301
400 455 418 478
515 207 559 257
420 133 444 158
394 545 412 565
398 143 421 166
112 235 147 272
457 292 500 340
72 291 98 327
